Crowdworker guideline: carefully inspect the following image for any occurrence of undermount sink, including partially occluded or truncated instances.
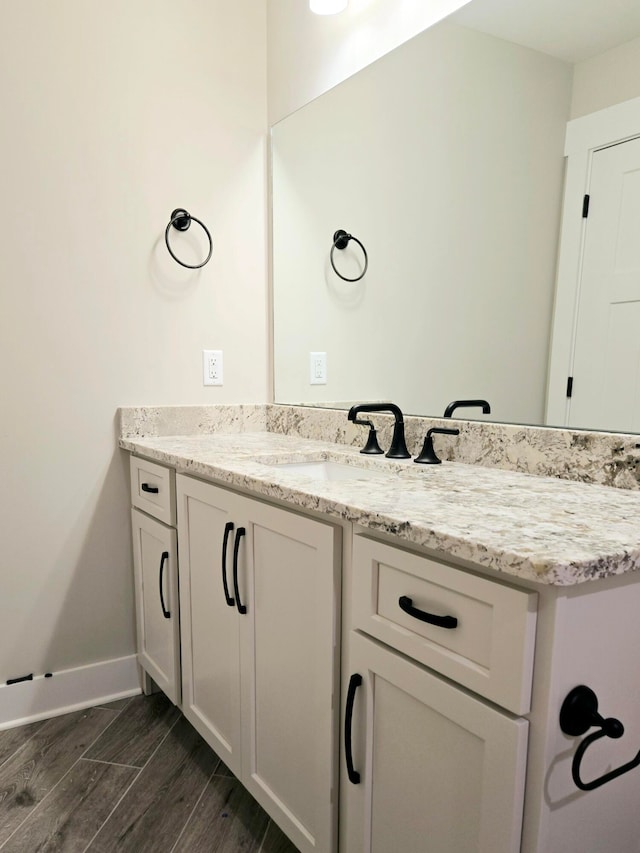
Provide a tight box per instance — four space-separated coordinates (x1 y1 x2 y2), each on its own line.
272 460 386 481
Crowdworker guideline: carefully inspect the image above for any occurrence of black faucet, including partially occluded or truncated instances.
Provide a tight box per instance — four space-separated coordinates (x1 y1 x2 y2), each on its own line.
348 403 411 459
443 399 491 418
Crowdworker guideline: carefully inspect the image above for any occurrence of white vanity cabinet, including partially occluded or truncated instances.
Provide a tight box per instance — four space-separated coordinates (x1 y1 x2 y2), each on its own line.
125 441 640 853
130 457 181 704
176 474 341 853
341 534 538 853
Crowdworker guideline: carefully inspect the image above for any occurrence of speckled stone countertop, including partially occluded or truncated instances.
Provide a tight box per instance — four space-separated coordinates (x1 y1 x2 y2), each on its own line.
119 431 640 587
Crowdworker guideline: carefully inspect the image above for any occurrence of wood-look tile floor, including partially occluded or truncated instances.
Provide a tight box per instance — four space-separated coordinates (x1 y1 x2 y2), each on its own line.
0 694 299 852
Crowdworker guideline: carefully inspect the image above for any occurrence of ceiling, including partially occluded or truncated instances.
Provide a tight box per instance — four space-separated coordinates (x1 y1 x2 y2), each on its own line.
451 0 640 63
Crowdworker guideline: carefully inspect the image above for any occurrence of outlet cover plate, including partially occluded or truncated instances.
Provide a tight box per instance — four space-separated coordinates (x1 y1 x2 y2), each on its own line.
310 352 327 385
203 350 223 386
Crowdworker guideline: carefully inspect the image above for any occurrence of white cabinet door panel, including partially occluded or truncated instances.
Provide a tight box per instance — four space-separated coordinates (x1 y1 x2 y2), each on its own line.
343 631 528 853
240 502 340 853
177 476 243 775
131 509 180 704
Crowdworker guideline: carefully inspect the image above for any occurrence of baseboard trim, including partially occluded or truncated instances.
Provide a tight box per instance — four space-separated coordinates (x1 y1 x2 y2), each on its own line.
0 655 141 730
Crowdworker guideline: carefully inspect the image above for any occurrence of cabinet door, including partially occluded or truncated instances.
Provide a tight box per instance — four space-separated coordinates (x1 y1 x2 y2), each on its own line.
177 476 243 776
239 499 341 853
342 631 528 853
131 509 180 704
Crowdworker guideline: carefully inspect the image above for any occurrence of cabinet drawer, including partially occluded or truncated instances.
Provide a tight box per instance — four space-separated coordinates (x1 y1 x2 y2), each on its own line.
352 535 537 714
130 456 176 525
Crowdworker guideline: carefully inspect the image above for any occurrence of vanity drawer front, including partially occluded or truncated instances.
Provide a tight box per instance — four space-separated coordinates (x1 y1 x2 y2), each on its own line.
352 535 537 714
130 456 176 525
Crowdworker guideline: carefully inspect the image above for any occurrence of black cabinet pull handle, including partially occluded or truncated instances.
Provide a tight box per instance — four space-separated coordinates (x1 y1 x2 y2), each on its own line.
560 685 640 791
232 527 247 615
141 483 159 494
398 595 458 629
345 673 362 785
159 551 170 618
221 522 235 607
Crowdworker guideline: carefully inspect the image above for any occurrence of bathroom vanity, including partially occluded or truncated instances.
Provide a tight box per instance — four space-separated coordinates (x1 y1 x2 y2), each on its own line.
121 414 640 853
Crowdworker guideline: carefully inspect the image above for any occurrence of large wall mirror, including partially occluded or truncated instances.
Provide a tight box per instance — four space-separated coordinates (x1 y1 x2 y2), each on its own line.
272 0 640 431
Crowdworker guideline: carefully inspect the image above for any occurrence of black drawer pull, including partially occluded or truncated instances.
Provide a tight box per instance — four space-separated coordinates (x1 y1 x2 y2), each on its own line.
398 595 458 629
221 522 235 607
159 551 170 618
232 527 247 614
345 673 362 785
141 483 159 494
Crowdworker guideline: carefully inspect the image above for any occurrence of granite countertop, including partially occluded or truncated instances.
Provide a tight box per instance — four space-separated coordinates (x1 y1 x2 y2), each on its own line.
119 431 640 587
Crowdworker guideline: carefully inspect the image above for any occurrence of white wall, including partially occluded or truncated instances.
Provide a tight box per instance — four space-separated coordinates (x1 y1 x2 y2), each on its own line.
7 0 626 704
272 21 573 422
0 1 267 684
571 34 640 118
267 0 472 124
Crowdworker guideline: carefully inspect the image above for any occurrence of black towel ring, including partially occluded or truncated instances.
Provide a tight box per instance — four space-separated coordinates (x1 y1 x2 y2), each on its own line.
560 685 640 791
165 208 213 269
330 229 368 282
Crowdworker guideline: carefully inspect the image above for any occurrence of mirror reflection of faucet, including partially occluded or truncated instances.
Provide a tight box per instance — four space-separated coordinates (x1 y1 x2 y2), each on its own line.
348 403 411 458
443 399 491 418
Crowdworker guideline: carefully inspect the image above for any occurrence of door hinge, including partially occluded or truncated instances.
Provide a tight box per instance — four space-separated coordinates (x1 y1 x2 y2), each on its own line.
566 376 574 398
582 195 590 218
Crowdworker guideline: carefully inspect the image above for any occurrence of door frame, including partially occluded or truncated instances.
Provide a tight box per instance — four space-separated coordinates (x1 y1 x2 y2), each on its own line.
546 95 640 426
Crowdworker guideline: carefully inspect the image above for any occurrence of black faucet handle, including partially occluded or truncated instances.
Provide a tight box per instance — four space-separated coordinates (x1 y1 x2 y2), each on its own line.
352 417 384 455
415 427 460 465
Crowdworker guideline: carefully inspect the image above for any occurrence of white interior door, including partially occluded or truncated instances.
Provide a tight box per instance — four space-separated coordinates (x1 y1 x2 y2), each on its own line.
569 136 640 431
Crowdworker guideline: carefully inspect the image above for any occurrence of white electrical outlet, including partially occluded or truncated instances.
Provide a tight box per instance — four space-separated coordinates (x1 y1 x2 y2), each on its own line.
203 350 223 386
310 352 327 385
